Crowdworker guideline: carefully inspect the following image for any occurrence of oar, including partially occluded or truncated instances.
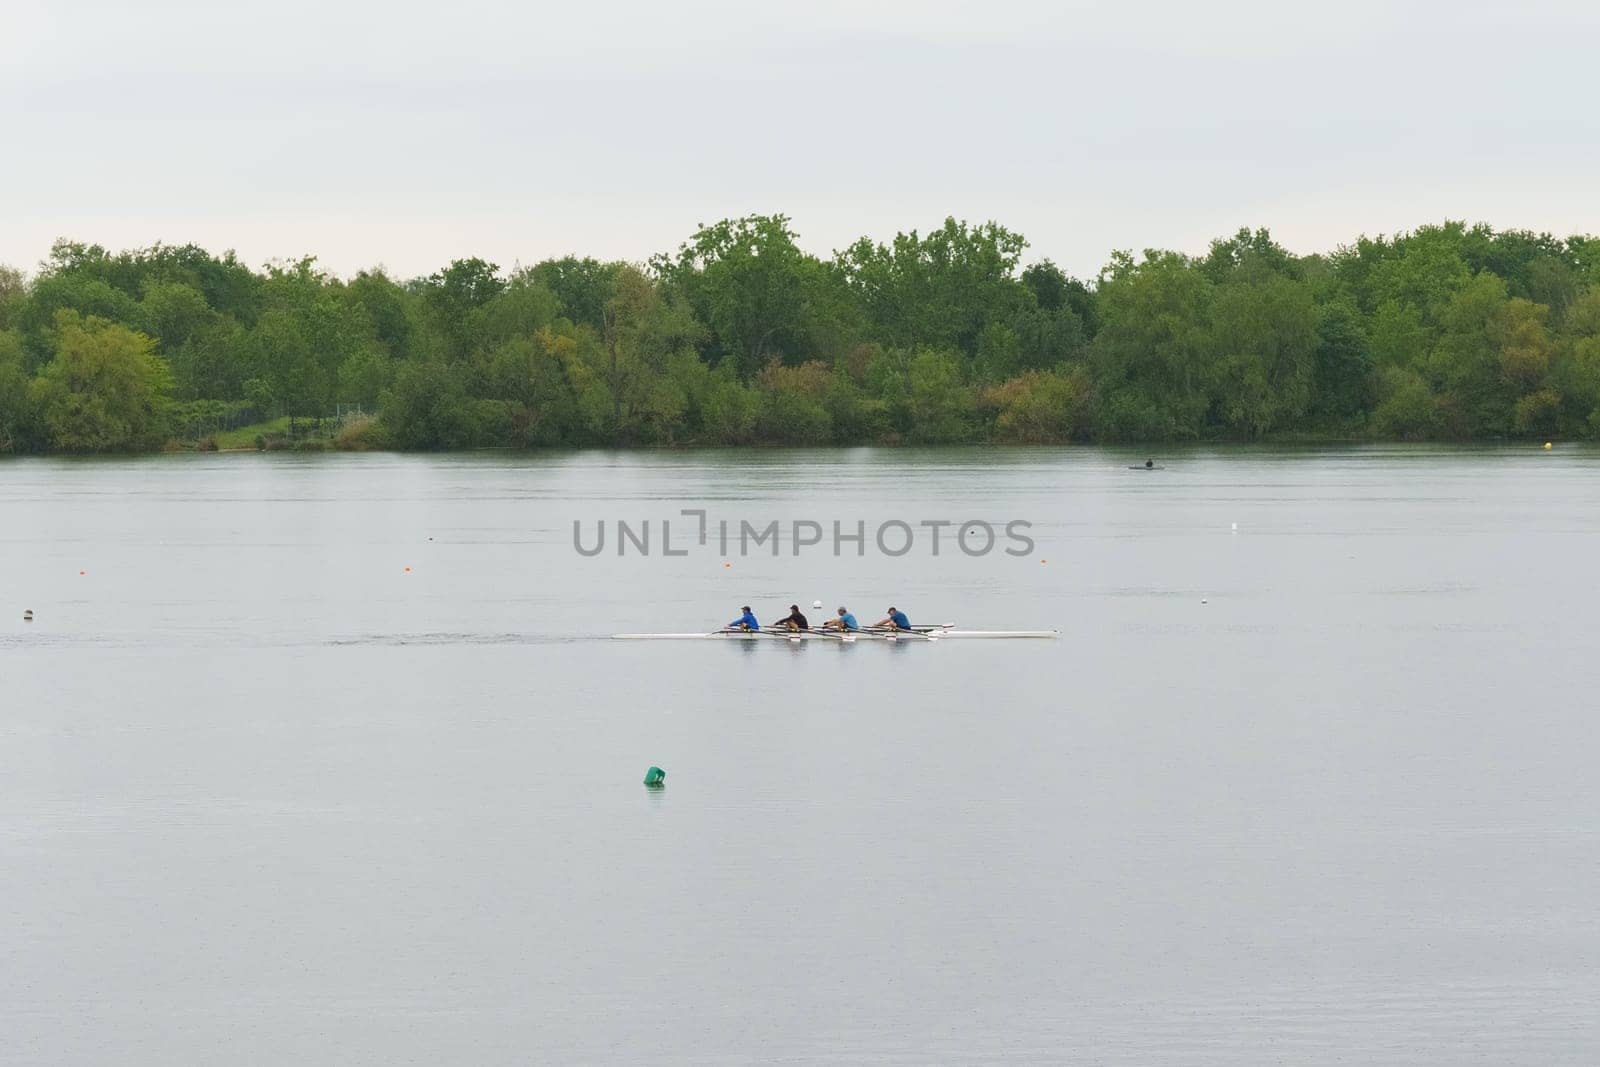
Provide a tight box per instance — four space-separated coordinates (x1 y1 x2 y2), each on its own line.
865 626 936 642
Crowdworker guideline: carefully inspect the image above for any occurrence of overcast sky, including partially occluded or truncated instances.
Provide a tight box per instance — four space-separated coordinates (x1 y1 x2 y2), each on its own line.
5 0 1598 280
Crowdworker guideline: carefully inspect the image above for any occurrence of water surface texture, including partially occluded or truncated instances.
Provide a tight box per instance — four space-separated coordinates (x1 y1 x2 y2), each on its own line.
4 447 1598 1064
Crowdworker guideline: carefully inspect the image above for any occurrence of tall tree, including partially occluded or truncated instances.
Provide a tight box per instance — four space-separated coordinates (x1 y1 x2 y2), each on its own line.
1309 300 1374 423
598 266 704 442
0 329 34 451
1209 273 1318 438
835 217 1030 359
29 312 172 451
527 257 619 333
1091 250 1215 439
421 257 506 360
0 266 26 332
652 215 829 378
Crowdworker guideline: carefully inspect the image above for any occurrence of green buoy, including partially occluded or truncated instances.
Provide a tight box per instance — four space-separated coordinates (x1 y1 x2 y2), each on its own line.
643 766 666 787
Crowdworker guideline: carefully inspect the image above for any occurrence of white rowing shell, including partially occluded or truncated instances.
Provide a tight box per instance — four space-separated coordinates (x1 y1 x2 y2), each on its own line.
611 629 1057 640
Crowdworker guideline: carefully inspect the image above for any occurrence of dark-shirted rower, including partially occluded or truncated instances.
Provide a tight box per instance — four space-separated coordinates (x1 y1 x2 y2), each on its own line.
774 604 810 631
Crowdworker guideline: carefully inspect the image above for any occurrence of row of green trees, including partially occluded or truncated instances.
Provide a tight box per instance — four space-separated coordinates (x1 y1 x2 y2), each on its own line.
2 217 1598 453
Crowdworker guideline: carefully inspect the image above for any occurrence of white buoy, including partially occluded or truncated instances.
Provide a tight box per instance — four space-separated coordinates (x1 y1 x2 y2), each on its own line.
812 600 822 609
1201 599 1208 604
1231 522 1238 531
23 609 33 621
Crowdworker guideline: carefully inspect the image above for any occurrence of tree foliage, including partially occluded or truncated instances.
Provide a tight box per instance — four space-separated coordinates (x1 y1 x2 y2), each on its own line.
1 218 1598 452
29 312 172 451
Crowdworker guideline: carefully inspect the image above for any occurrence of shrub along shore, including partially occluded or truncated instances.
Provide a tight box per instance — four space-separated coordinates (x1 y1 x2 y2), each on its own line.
1 217 1598 454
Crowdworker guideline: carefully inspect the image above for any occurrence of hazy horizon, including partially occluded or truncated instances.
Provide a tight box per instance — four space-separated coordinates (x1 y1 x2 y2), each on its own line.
7 0 1598 280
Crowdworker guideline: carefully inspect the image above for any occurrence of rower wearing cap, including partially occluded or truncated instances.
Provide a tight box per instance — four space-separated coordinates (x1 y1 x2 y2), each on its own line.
774 604 810 631
728 606 760 632
873 606 911 631
823 606 859 632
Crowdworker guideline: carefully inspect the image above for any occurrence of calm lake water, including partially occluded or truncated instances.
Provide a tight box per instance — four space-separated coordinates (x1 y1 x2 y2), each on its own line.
3 446 1598 1064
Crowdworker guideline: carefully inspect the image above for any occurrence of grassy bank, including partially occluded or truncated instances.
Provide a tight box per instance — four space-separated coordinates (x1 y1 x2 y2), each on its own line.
170 414 384 452
212 417 294 450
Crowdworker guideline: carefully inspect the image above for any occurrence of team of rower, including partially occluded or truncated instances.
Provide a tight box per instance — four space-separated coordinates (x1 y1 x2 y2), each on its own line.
725 602 911 633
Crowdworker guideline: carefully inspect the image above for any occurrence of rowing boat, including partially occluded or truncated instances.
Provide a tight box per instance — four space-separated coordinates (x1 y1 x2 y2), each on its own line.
612 626 1057 641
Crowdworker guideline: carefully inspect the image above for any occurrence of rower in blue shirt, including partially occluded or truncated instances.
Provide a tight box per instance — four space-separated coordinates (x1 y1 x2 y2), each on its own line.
823 606 858 632
873 606 911 631
728 606 760 632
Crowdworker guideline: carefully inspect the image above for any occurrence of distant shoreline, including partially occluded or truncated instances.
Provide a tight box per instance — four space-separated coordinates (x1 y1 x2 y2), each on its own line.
4 439 1583 464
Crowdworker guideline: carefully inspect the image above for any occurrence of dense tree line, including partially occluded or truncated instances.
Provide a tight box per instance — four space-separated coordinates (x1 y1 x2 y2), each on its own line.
1 217 1598 453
